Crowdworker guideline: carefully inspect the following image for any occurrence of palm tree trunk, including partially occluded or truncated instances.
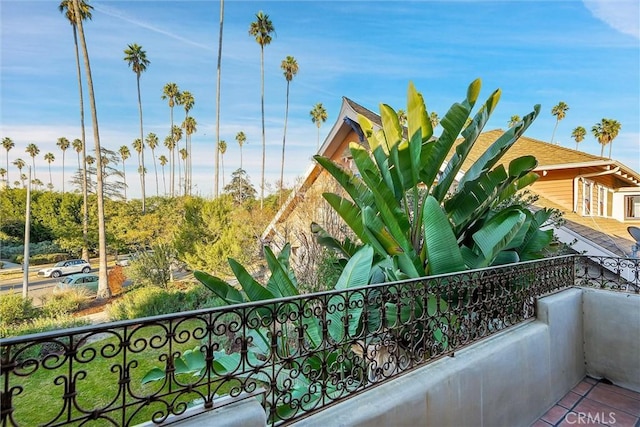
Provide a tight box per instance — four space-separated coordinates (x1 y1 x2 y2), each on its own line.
162 165 166 195
62 151 65 193
152 148 159 197
608 141 613 159
137 74 146 213
551 119 559 144
260 45 265 210
170 108 175 197
122 160 127 201
214 0 224 198
48 164 52 188
280 81 290 204
72 0 110 299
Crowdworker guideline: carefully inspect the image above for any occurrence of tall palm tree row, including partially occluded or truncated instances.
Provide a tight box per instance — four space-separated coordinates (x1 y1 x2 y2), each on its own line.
235 131 246 171
70 0 110 299
25 143 40 179
2 137 14 186
592 118 622 158
118 145 130 201
551 101 569 144
13 158 26 187
132 138 143 197
72 138 83 170
124 43 150 213
158 154 168 195
219 140 227 187
571 126 586 151
310 103 327 150
214 0 225 198
279 55 298 197
249 10 275 209
145 132 159 196
178 90 194 195
59 0 92 262
161 82 180 197
44 152 55 189
56 137 70 192
182 116 197 196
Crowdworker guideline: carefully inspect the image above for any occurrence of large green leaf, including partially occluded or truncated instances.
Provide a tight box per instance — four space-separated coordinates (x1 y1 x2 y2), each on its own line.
471 208 526 266
334 245 374 290
380 103 403 150
194 270 244 305
264 245 299 298
228 258 274 302
323 193 367 244
314 154 373 208
406 82 430 187
422 195 466 274
310 222 361 258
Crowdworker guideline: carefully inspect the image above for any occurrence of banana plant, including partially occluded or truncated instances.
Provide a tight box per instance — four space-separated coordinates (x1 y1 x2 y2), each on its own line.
314 79 550 278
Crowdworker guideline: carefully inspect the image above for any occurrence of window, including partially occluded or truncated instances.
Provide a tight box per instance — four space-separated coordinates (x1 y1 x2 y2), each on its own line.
625 195 640 219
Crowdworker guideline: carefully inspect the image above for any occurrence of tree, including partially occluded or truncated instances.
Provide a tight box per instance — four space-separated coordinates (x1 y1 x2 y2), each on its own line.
214 0 225 198
0 168 6 185
13 158 26 188
171 125 183 192
44 152 55 189
249 11 275 209
182 116 197 196
224 168 257 205
550 101 569 144
592 118 622 158
430 111 440 129
310 103 327 149
2 137 14 186
397 109 407 127
25 143 40 179
161 82 180 197
163 134 175 195
145 132 159 197
59 0 92 263
178 90 194 195
71 0 110 299
508 115 521 128
124 43 150 213
279 55 298 198
219 140 227 187
119 145 130 201
72 138 83 170
571 126 586 151
132 138 143 198
56 137 70 192
235 131 246 171
158 155 168 195
179 147 188 190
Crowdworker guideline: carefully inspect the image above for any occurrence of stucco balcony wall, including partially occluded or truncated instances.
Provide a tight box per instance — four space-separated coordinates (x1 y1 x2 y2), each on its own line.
171 287 639 427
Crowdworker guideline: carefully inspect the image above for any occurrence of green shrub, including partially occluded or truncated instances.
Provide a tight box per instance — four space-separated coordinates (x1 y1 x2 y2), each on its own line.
41 290 89 318
107 282 223 321
0 294 37 327
1 241 62 259
13 253 70 265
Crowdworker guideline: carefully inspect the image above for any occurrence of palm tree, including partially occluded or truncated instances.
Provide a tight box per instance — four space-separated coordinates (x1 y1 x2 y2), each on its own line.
124 43 150 212
71 0 109 299
214 0 225 197
2 137 14 186
0 168 6 185
132 138 143 197
13 159 25 187
72 138 83 170
43 152 55 189
145 132 159 196
310 103 328 150
25 144 40 179
158 155 168 195
592 118 622 158
550 101 569 144
60 0 92 263
508 115 521 128
171 125 183 192
397 109 407 127
56 137 70 192
430 111 440 129
182 116 197 195
571 126 586 151
249 11 275 209
219 140 227 187
279 55 298 197
161 82 180 197
118 145 130 201
178 90 194 194
179 148 188 190
235 131 246 171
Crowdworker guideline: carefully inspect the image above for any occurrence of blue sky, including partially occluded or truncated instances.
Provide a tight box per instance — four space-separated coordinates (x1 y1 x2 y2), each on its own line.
1 0 639 199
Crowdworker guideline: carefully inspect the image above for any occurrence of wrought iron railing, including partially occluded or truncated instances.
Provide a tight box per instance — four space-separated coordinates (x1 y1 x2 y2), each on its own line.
0 255 637 426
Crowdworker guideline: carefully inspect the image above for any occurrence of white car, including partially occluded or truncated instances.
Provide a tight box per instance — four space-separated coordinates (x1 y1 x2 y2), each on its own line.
38 259 92 278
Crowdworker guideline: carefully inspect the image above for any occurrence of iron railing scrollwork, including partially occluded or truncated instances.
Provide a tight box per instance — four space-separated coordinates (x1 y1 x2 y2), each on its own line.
1 255 637 426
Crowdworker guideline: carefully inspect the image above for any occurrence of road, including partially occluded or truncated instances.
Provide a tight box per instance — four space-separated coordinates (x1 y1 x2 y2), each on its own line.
0 270 91 305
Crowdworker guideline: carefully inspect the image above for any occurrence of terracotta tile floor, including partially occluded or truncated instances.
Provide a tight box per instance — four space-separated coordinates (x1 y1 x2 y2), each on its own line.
533 377 640 427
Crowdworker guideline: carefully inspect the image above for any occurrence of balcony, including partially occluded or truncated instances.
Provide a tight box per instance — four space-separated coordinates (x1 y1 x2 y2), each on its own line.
1 255 638 426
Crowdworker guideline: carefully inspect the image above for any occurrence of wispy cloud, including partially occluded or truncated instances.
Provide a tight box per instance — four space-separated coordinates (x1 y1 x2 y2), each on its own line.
583 0 639 39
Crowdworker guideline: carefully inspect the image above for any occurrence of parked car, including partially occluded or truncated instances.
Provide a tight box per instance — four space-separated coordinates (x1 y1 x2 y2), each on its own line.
115 254 133 267
38 259 92 278
53 273 99 295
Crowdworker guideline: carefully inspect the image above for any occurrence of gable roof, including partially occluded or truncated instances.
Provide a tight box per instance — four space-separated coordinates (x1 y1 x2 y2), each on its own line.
263 97 640 256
